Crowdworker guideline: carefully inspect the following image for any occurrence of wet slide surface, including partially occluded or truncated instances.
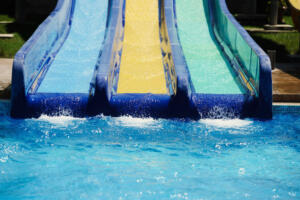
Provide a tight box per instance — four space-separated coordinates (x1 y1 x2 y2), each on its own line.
176 0 244 94
117 0 167 94
37 0 108 93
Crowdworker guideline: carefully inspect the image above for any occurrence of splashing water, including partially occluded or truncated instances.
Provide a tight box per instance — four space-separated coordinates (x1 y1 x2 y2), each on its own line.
0 101 300 199
200 118 253 128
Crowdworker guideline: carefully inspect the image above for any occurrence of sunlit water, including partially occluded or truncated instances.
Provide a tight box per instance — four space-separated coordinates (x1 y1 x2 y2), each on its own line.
0 101 300 199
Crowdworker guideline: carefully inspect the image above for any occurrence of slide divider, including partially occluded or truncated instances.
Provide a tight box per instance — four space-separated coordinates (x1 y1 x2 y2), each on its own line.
93 0 195 118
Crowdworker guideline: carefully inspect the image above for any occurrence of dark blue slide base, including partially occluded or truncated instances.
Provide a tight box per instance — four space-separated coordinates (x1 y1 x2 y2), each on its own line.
26 94 90 118
11 92 261 120
192 94 257 119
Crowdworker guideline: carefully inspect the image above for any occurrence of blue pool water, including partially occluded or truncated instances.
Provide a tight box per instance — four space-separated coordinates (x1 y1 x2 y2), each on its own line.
0 101 300 199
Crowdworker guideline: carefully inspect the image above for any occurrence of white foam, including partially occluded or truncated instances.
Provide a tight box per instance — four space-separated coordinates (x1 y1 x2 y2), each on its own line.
0 156 8 163
37 115 85 126
114 116 159 128
200 118 252 128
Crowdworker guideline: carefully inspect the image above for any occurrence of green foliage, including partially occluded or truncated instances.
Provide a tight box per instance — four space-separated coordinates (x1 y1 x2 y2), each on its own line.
250 31 300 62
0 33 25 58
0 14 41 58
0 24 6 33
283 15 294 26
0 14 14 22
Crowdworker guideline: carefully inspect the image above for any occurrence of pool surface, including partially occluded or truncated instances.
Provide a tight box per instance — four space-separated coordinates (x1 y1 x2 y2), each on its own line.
1 101 300 199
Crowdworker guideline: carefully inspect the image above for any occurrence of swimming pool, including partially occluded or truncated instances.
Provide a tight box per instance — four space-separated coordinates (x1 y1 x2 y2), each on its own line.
1 100 299 199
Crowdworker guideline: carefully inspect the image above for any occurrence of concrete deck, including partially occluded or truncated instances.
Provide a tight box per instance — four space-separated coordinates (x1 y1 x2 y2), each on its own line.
273 63 300 102
0 58 13 99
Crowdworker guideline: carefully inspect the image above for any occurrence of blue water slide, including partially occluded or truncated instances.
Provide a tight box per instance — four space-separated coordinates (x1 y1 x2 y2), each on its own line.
11 0 110 117
165 0 272 119
11 0 272 119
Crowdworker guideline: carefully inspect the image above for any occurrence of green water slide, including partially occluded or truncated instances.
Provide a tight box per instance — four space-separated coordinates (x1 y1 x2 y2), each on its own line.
172 0 272 118
176 0 245 94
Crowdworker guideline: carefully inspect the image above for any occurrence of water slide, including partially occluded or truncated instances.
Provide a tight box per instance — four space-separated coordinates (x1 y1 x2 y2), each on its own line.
117 0 167 94
170 0 272 118
176 0 245 95
11 0 109 117
11 0 272 119
37 0 107 94
174 0 253 117
92 0 272 118
93 0 180 118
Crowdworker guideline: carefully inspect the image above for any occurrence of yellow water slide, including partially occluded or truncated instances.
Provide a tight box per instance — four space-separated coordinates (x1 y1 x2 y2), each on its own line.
117 0 167 94
289 0 300 31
